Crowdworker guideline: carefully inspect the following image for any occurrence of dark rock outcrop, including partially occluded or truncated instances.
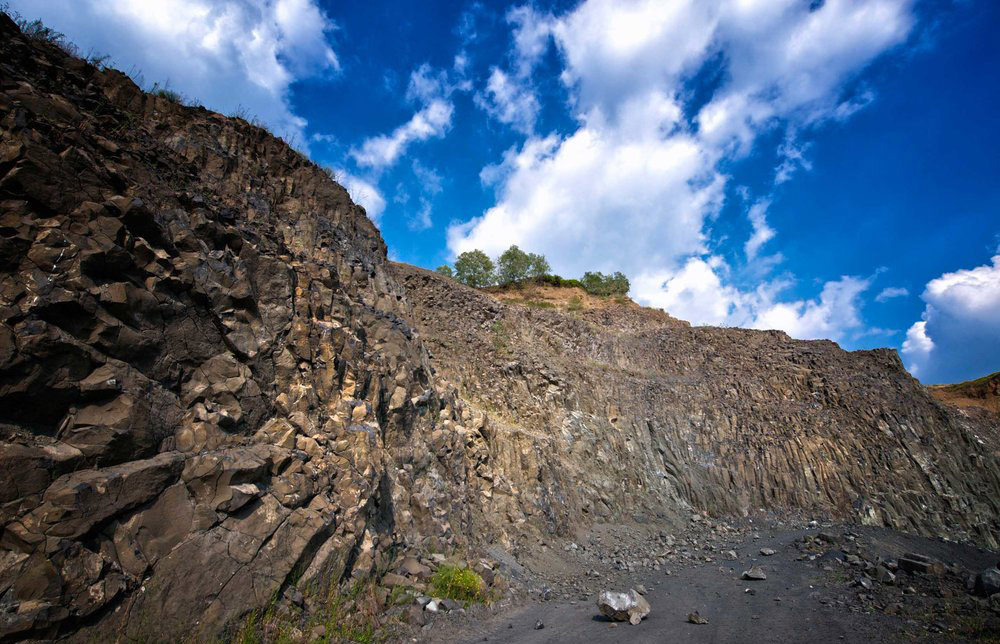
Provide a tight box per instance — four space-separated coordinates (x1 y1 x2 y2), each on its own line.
0 14 494 642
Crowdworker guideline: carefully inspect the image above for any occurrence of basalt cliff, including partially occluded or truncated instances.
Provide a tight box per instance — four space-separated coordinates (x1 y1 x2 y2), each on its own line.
0 14 998 643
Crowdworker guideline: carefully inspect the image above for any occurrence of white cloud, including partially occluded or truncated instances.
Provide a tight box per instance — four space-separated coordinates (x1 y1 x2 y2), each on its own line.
902 253 1000 383
744 200 775 261
750 275 871 340
775 134 814 184
350 99 453 169
407 198 433 232
507 5 553 77
334 169 386 223
474 68 540 134
411 160 444 195
450 0 914 341
10 0 340 151
634 262 871 342
875 286 909 302
351 61 469 171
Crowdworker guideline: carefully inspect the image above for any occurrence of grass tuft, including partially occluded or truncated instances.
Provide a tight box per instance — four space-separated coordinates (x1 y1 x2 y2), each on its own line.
429 565 485 603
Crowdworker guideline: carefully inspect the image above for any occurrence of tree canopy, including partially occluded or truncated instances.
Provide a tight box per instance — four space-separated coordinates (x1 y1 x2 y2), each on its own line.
497 245 532 285
454 250 495 288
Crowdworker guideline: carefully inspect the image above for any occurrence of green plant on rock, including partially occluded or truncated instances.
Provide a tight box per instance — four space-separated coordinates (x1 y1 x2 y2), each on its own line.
567 295 582 311
435 264 454 279
429 565 485 603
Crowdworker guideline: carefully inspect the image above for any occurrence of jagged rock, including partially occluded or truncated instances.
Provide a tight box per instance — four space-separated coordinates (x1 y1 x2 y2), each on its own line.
898 553 945 577
597 589 651 625
399 556 433 580
688 611 709 624
974 566 1000 597
742 566 767 581
875 566 897 585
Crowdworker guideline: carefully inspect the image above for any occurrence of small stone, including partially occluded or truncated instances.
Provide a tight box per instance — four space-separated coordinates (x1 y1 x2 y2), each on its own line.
724 550 738 560
742 566 767 581
534 620 545 630
687 611 709 625
760 548 776 556
634 584 647 595
875 566 896 585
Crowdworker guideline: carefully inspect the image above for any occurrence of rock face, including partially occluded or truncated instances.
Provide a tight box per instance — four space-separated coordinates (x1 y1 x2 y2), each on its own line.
394 263 1000 548
0 15 496 642
1 12 999 644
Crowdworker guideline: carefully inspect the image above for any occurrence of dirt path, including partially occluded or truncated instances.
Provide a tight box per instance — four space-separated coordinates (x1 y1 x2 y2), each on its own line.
417 526 999 644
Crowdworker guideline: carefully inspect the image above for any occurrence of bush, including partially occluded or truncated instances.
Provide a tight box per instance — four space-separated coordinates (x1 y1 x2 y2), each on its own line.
435 265 454 279
567 295 582 311
454 250 495 288
580 271 629 296
430 565 485 603
536 274 583 289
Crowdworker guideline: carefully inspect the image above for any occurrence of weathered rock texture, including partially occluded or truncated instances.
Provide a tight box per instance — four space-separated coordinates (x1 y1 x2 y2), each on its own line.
0 15 495 642
394 263 1000 549
1 12 999 643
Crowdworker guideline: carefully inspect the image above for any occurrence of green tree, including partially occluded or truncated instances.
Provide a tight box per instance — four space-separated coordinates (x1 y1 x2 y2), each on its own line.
527 253 550 280
435 265 454 279
496 245 532 285
454 250 495 288
609 271 630 295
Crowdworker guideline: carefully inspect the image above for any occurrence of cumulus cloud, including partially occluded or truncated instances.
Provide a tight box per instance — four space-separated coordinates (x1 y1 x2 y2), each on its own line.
10 0 340 150
633 262 871 342
902 253 1000 383
875 286 909 302
450 0 914 340
351 61 469 171
350 99 453 169
474 68 540 134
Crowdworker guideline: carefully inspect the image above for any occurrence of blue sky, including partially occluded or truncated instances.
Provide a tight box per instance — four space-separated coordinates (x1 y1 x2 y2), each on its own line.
10 0 999 384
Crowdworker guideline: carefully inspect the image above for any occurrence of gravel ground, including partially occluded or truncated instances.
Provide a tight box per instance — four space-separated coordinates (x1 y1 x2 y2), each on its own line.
411 523 1000 644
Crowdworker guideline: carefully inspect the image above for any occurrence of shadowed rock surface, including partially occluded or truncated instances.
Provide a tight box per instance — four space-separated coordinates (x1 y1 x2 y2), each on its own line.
0 12 999 644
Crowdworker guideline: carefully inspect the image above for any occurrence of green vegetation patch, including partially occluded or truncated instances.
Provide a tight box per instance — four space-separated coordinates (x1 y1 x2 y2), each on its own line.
429 565 485 603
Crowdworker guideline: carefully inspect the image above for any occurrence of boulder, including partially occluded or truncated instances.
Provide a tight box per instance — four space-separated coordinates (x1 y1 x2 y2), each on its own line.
974 566 1000 597
898 553 945 577
597 589 650 625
